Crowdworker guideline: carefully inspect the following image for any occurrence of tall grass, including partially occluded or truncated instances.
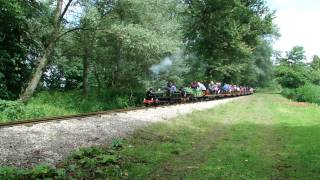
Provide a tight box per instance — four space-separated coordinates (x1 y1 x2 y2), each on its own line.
295 84 320 104
281 84 320 105
0 89 145 122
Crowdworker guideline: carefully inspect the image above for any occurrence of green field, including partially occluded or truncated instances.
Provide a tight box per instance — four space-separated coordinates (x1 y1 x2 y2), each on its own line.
119 94 320 179
2 94 320 179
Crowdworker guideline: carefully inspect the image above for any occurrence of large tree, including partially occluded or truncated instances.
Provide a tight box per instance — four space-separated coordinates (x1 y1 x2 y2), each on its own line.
0 0 44 99
19 0 74 102
274 46 310 88
78 0 184 90
37 0 185 95
184 0 275 84
310 55 320 85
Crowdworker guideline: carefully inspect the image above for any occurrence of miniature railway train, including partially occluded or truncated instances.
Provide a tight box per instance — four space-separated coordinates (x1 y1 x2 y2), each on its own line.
143 86 254 106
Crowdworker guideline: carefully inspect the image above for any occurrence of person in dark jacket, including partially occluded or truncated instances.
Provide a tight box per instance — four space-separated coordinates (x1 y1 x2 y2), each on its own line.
190 81 198 89
180 87 187 103
146 88 156 100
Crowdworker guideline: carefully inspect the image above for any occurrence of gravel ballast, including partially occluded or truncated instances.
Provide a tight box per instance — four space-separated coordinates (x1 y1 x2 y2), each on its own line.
0 97 244 168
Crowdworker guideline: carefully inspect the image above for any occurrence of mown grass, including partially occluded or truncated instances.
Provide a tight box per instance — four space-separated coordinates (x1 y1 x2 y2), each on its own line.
1 94 320 179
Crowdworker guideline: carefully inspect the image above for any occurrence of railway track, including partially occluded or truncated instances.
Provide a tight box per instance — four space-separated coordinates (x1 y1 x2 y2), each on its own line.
0 93 252 128
0 106 147 128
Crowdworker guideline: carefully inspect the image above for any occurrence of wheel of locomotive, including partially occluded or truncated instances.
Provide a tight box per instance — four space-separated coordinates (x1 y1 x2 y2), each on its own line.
169 97 175 104
152 101 158 107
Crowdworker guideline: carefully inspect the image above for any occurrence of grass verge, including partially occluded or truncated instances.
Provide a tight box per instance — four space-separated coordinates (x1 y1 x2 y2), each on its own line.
0 89 145 122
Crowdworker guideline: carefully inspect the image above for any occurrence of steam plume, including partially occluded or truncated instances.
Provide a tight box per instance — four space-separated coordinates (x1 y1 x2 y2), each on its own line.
150 57 172 75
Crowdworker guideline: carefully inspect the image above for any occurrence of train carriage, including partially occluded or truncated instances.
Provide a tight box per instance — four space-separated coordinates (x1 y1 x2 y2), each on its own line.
143 84 254 106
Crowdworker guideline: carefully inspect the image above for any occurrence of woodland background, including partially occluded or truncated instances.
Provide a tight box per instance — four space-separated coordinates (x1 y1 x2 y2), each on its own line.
1 0 319 121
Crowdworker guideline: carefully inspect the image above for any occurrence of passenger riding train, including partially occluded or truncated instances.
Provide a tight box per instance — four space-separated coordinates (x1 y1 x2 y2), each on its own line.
143 81 254 106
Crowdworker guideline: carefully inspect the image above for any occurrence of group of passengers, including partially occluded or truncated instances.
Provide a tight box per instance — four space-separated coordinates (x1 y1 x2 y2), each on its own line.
165 82 177 94
146 81 253 100
189 81 253 95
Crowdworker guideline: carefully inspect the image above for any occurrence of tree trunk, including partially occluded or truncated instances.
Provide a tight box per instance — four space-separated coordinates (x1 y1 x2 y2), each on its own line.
19 43 53 102
19 0 67 102
112 41 122 87
83 48 89 97
93 64 101 96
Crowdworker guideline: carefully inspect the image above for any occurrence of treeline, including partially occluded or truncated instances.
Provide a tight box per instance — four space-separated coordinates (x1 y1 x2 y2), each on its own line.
0 0 277 102
274 46 320 104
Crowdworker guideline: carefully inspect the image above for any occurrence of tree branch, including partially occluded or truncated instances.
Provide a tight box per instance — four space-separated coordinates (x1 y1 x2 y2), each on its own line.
56 27 114 41
56 27 84 41
59 0 73 23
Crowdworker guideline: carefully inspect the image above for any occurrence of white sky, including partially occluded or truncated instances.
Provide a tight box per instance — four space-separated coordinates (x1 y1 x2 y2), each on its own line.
268 0 320 60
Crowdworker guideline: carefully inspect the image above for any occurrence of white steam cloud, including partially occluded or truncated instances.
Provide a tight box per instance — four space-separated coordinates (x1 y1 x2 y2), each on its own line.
150 57 173 75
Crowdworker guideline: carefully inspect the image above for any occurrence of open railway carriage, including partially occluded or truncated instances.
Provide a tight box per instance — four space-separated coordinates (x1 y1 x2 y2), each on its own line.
143 86 254 106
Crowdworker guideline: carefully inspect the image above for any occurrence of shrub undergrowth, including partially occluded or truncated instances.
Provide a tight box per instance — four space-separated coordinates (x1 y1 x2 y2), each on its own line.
0 144 128 179
0 89 145 122
281 84 320 105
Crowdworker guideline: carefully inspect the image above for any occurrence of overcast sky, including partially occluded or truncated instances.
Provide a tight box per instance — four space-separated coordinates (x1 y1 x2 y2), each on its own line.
267 0 320 60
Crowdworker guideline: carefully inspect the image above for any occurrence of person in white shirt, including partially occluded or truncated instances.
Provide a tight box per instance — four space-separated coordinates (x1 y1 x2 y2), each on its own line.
197 82 207 91
208 81 215 93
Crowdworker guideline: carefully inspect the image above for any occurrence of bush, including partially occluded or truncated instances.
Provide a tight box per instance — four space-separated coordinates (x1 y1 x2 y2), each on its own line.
255 80 282 93
295 84 320 104
0 100 26 121
275 65 309 89
0 146 126 179
281 84 320 105
0 165 67 179
0 89 146 122
281 88 297 100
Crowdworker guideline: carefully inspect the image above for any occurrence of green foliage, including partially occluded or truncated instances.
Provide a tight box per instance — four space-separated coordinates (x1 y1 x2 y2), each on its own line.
0 145 125 179
3 0 277 102
54 0 185 94
72 147 105 159
112 138 124 149
248 39 275 87
63 146 124 179
281 88 297 99
275 65 309 89
281 84 320 105
295 84 320 104
309 69 320 85
184 0 276 84
0 0 48 100
254 80 281 93
311 55 320 70
0 165 67 179
0 89 145 122
287 46 306 64
310 55 320 85
0 100 25 121
275 46 320 105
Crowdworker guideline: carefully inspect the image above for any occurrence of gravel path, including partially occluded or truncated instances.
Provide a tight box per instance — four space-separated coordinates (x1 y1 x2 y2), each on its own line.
0 97 244 168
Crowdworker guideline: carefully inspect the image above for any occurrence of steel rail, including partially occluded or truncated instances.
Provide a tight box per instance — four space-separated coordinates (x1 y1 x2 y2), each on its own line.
0 93 252 128
0 106 148 128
